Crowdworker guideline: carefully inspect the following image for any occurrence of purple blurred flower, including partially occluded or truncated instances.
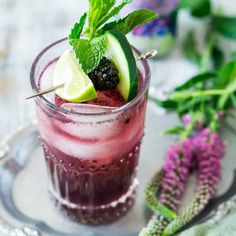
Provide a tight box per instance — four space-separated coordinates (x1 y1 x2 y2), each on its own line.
182 114 191 125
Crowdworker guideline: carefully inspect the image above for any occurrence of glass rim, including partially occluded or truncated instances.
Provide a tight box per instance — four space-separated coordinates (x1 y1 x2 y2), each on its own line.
30 38 151 116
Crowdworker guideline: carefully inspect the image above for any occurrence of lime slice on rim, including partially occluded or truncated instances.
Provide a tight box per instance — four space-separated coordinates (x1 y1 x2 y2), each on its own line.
53 50 97 102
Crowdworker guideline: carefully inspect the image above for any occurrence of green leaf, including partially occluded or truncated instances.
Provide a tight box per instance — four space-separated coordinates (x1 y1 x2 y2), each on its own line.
218 60 236 86
191 0 211 17
97 9 157 35
212 46 224 70
175 72 217 91
101 0 116 16
212 16 236 39
178 0 202 9
149 96 177 109
178 0 210 13
177 97 208 115
85 0 116 37
88 0 104 35
177 0 211 17
183 31 201 65
97 0 132 28
69 1 158 75
217 60 236 109
70 36 106 74
161 126 185 135
69 13 87 42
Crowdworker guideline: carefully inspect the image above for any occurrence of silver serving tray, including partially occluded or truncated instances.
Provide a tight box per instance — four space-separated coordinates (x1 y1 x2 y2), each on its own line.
0 104 236 236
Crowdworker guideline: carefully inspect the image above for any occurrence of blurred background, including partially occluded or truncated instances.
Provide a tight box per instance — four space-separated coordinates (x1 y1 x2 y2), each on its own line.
0 0 236 139
0 0 87 138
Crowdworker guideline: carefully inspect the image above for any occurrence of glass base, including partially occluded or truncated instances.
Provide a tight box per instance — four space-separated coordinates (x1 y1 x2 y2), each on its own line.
50 179 138 225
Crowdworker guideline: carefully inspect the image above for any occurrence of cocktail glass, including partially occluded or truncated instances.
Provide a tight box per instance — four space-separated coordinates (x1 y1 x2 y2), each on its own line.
30 38 150 224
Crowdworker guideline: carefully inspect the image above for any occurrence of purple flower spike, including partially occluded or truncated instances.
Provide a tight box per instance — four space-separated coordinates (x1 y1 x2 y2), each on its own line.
193 129 225 208
142 126 226 236
160 138 194 210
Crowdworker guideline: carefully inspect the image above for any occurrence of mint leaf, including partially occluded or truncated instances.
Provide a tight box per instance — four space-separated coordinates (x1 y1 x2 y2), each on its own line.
97 0 132 28
101 0 116 16
70 36 106 73
69 13 87 42
86 0 119 38
97 9 157 35
212 16 236 39
69 0 157 75
88 0 104 36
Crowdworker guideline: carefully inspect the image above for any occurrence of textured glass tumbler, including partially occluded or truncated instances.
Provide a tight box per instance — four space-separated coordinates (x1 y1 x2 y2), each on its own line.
30 39 150 225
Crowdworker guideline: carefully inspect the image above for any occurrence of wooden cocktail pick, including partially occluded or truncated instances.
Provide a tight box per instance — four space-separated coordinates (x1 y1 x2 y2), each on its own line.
26 49 158 100
26 83 64 100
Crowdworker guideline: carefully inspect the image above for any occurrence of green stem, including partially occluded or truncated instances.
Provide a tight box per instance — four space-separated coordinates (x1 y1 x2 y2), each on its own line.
179 111 207 140
145 170 177 219
179 122 194 140
89 29 94 40
209 113 220 132
200 32 216 72
172 89 227 101
218 76 236 109
179 112 202 140
172 78 236 108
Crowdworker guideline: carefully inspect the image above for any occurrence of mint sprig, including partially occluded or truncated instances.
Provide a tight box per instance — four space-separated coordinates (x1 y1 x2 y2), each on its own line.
68 0 157 74
96 0 132 31
96 9 157 36
69 13 87 42
70 36 106 74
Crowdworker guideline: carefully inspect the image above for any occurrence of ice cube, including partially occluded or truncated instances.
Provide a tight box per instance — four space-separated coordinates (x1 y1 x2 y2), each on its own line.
56 103 124 140
61 103 114 114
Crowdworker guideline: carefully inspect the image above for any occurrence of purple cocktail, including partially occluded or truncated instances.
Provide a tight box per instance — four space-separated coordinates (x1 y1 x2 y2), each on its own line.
30 39 150 224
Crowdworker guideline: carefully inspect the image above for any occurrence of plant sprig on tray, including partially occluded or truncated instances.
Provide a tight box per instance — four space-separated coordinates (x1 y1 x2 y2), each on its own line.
141 1 236 235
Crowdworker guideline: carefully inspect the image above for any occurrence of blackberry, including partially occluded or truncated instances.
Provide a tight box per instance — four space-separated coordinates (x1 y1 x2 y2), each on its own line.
88 57 120 90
